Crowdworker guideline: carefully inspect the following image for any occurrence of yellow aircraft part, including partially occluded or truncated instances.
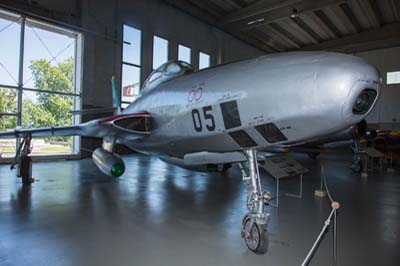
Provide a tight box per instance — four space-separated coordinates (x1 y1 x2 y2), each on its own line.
389 130 400 137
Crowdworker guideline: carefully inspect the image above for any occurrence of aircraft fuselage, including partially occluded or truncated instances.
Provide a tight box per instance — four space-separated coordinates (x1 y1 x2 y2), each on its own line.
123 52 380 163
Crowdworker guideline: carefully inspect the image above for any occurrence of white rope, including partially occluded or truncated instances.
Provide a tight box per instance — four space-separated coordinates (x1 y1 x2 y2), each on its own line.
322 162 334 203
300 161 340 266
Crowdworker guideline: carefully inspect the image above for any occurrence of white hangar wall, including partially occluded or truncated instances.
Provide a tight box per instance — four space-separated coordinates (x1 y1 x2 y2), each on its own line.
0 0 263 108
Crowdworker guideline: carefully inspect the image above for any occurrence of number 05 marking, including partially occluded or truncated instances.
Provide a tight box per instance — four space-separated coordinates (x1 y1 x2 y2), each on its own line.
191 106 216 132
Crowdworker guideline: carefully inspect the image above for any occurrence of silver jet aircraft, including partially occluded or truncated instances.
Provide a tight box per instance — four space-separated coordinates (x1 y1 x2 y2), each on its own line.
0 52 380 254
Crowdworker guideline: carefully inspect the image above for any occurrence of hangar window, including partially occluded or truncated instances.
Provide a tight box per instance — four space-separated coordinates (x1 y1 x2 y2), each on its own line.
121 25 141 108
153 35 169 70
0 9 82 159
199 51 211 69
178 44 191 64
387 71 400 85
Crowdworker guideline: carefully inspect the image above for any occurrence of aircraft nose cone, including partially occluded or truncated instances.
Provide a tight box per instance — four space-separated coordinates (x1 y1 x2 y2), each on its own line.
339 56 381 124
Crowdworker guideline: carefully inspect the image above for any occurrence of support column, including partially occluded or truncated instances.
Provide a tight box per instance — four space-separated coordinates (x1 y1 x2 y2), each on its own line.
17 16 26 127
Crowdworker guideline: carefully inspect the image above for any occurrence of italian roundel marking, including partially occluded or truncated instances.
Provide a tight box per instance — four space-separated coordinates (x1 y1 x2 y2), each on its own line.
188 87 203 102
195 87 202 101
188 90 195 102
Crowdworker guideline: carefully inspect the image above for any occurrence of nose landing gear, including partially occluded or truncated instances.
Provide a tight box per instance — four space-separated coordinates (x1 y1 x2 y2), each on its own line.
351 136 363 173
239 149 270 254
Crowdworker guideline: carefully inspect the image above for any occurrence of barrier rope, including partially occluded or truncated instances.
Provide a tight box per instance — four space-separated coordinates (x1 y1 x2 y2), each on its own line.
301 161 340 266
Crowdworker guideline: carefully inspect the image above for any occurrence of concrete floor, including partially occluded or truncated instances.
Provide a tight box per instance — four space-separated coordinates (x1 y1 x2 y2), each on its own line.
0 151 399 266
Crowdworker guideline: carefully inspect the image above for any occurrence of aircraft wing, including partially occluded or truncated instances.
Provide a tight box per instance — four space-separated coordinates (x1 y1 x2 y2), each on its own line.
0 112 152 139
0 125 84 138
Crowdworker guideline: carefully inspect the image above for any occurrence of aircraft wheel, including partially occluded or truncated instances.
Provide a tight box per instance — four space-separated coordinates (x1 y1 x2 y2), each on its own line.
242 215 269 254
307 152 320 159
351 160 363 173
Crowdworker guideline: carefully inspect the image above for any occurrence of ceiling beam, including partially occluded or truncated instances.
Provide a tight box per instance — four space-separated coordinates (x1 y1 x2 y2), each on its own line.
300 22 400 53
241 29 281 52
219 0 347 31
263 24 302 49
290 16 324 42
277 19 319 43
161 0 267 52
390 0 400 21
228 0 247 9
367 0 384 26
162 0 217 25
301 12 336 39
328 3 358 34
313 9 342 38
219 0 301 26
357 0 381 28
339 2 362 32
186 0 228 17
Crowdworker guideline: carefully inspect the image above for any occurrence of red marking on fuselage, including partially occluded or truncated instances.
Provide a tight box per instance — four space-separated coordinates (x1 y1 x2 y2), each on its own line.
98 112 151 124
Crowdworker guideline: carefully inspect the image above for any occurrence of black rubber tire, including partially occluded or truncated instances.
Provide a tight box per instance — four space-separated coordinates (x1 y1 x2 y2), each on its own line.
307 152 320 159
242 216 269 255
351 160 363 173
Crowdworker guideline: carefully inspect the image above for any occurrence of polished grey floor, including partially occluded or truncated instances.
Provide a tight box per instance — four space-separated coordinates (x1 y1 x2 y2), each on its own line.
0 151 399 266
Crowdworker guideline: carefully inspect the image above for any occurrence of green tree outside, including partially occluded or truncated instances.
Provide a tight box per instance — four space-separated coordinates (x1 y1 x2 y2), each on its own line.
0 57 74 145
0 88 17 131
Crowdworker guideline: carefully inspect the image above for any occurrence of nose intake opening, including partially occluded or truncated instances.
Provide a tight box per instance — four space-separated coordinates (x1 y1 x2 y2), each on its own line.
352 89 377 115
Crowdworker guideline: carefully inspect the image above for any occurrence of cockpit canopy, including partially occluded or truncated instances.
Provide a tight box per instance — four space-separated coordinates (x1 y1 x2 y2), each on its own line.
142 60 194 91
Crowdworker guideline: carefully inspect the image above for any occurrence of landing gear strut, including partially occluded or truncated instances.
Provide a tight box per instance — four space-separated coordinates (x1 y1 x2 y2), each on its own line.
351 137 362 173
11 134 34 184
239 149 270 254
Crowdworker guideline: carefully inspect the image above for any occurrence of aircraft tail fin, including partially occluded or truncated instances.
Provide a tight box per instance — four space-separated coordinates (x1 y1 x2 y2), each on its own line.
111 76 121 115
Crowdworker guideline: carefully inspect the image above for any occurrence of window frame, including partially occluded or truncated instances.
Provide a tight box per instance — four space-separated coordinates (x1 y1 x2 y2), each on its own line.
199 51 211 70
387 71 400 85
152 35 169 70
0 8 83 159
178 43 191 64
121 24 142 108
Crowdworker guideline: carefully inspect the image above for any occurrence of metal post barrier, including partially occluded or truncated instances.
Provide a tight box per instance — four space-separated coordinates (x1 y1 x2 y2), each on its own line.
301 203 340 266
286 173 303 199
315 164 327 197
269 178 280 208
301 161 340 266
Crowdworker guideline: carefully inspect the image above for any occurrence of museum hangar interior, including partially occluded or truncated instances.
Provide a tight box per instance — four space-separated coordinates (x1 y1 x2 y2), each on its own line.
0 0 399 265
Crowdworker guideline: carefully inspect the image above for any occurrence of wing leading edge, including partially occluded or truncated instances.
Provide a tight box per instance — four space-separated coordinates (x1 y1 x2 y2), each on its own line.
0 112 152 139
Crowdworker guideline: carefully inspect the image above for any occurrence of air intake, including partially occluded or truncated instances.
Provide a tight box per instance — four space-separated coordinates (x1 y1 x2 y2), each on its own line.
352 89 377 115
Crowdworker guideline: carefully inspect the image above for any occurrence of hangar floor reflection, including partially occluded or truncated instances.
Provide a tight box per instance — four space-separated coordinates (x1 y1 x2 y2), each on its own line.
0 151 399 266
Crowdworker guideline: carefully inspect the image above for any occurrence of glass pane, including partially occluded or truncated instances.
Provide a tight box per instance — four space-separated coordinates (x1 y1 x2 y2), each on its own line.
122 64 140 103
148 71 162 83
165 62 181 75
153 36 168 69
0 87 17 115
29 136 73 155
23 19 76 92
199 52 211 70
0 12 21 86
0 87 17 157
0 115 16 158
22 92 76 155
387 71 400 85
178 44 191 64
123 25 141 66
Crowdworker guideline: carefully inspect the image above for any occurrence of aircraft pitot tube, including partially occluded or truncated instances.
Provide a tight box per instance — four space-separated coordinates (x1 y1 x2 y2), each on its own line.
92 147 125 177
